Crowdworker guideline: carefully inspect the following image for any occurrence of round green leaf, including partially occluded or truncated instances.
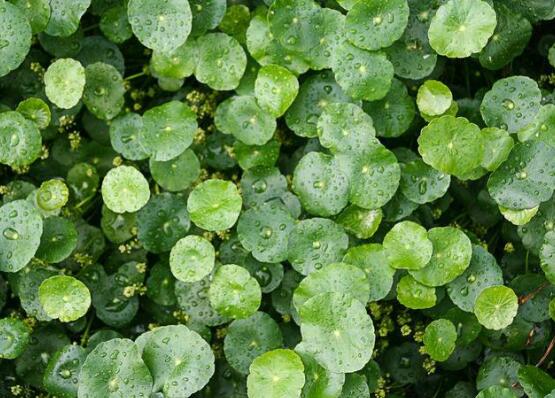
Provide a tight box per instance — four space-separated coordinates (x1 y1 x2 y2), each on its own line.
480 76 542 133
500 205 539 226
99 5 133 44
285 71 352 138
175 275 230 327
306 8 345 71
137 192 190 253
317 102 375 154
296 344 345 398
215 95 276 146
150 149 200 192
428 0 497 58
242 255 284 294
510 274 555 323
76 35 125 74
45 0 90 37
234 139 281 170
109 113 149 161
345 0 409 51
240 166 287 209
474 285 518 330
247 349 305 398
11 0 50 34
83 62 125 120
16 97 51 130
478 4 532 70
340 140 401 210
43 344 86 397
189 0 226 36
447 245 504 312
136 325 214 397
383 221 433 270
16 265 57 321
246 14 310 76
38 275 91 322
195 32 246 90
418 115 484 179
237 200 296 263
518 365 555 398
292 151 350 216
487 141 555 210
396 274 437 309
386 35 437 81
101 166 150 213
208 264 261 319
332 42 394 101
292 262 370 311
255 64 299 117
423 319 457 361
0 1 32 77
224 311 283 374
0 318 31 359
481 127 514 172
187 179 242 231
268 0 320 53
14 325 69 387
140 100 198 161
0 111 42 167
409 227 472 287
35 216 78 263
44 58 85 109
476 356 522 394
0 200 43 273
151 39 197 80
299 292 375 373
127 0 192 53
146 261 177 307
363 78 416 138
78 338 153 398
416 80 453 116
400 159 451 204
336 205 382 240
140 101 198 161
37 179 69 211
287 218 349 275
170 235 215 283
518 104 555 146
343 244 395 301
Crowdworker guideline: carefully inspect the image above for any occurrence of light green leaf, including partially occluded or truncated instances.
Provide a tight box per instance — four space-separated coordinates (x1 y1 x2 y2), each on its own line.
247 349 305 398
101 166 150 214
127 0 192 53
170 235 215 283
38 275 91 322
44 59 86 109
474 285 518 330
428 0 497 58
208 264 261 319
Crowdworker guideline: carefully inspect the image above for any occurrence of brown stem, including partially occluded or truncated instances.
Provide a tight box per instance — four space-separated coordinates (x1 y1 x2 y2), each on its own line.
519 282 549 305
536 335 555 368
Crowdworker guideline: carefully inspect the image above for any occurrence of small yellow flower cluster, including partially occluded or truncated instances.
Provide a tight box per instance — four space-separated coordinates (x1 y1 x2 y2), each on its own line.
73 252 94 266
172 309 190 323
30 61 45 77
215 327 228 340
68 131 81 151
122 283 146 298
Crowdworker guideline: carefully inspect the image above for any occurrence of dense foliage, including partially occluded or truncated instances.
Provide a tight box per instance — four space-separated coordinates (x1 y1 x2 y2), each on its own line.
0 0 555 397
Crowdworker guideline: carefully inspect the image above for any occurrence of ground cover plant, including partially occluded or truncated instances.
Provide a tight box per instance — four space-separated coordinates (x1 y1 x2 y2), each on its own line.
0 0 555 397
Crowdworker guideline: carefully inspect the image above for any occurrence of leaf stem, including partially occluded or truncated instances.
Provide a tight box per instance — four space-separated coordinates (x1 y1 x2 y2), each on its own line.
536 335 555 367
125 71 146 81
